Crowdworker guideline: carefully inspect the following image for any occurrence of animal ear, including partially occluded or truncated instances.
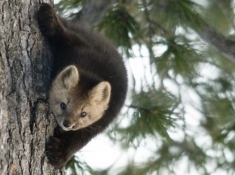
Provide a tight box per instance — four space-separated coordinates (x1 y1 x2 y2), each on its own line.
55 65 79 89
90 82 111 106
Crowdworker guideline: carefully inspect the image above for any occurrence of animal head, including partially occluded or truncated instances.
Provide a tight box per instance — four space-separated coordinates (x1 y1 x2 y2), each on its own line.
49 65 111 131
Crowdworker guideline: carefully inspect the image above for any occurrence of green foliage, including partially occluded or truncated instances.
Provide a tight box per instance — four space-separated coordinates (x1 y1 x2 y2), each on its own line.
152 0 205 30
108 88 180 151
55 0 88 14
56 0 235 174
155 36 199 80
96 4 140 56
65 156 86 175
202 1 233 33
129 89 179 139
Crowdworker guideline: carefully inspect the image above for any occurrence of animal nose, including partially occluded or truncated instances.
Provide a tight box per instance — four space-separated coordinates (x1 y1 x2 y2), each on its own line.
63 120 71 128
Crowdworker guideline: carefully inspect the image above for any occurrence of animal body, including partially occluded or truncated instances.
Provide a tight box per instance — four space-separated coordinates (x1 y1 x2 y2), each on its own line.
37 3 127 169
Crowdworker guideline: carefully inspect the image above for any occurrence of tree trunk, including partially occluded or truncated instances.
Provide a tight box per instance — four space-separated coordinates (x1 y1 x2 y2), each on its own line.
0 0 64 174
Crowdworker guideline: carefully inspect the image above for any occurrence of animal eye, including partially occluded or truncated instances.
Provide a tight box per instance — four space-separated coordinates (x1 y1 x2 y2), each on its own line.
60 102 66 110
80 112 87 117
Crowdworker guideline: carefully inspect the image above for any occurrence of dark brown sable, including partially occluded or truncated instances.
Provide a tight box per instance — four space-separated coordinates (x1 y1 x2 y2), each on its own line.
37 3 127 169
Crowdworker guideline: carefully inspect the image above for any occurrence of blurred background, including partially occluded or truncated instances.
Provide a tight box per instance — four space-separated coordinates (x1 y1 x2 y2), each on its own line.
54 0 235 174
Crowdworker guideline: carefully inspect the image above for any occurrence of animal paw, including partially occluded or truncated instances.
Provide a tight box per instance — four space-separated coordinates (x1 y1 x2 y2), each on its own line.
45 136 67 169
37 3 61 37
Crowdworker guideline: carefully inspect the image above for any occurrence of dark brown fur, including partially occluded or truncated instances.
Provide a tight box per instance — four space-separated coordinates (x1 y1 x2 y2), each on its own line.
37 3 127 169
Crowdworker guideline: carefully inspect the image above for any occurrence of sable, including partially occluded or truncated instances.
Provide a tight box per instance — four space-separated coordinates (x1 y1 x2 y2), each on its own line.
37 3 128 169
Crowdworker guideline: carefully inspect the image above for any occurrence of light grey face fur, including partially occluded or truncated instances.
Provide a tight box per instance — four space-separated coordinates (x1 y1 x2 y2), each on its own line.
49 65 111 131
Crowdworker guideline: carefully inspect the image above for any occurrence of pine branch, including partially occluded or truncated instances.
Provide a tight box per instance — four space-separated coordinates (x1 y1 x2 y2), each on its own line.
142 0 155 64
197 22 235 62
127 104 152 114
73 0 116 27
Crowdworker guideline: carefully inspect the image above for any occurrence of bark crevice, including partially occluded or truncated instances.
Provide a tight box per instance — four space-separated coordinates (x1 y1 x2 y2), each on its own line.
0 1 63 174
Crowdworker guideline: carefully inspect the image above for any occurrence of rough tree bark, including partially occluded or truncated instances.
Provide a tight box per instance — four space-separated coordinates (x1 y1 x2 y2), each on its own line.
0 0 64 174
